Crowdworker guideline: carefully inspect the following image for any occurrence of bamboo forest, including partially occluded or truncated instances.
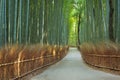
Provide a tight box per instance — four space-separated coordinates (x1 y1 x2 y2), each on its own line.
0 0 120 80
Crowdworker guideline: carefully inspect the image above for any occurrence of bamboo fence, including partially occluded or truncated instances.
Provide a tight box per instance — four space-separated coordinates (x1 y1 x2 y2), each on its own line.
0 45 69 80
79 42 120 73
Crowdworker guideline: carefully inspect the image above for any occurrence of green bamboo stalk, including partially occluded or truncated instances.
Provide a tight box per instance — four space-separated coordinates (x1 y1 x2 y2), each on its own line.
18 0 22 44
14 0 18 43
26 0 29 44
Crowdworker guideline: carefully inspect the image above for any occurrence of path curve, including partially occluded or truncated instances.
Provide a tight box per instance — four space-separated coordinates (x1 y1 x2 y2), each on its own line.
31 48 120 80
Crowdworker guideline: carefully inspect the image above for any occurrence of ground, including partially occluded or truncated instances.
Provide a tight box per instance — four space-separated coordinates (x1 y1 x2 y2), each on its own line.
31 48 120 80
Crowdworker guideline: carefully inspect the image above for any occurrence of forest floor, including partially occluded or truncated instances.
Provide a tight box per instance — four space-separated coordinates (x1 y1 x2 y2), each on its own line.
31 48 120 80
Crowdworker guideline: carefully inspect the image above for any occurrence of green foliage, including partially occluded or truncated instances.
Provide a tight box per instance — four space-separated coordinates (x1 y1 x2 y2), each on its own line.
0 0 69 47
67 0 86 46
68 0 120 45
0 0 120 47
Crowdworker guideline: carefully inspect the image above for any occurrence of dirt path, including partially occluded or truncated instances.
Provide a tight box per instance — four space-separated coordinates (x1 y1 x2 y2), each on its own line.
31 48 120 80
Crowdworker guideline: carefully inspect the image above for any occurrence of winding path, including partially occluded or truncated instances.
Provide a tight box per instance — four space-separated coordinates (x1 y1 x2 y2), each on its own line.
31 48 120 80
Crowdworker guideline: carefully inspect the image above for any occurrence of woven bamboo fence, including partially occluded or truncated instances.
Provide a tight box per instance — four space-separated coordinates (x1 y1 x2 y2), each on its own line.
0 45 69 80
78 42 120 73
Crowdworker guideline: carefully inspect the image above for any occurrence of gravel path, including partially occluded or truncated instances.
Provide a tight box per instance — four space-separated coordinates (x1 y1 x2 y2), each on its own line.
31 48 120 80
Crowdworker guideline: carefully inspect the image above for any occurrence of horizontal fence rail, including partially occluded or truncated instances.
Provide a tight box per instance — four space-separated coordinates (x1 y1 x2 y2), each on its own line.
83 54 120 71
85 54 120 58
0 55 53 67
0 45 69 80
12 58 59 80
78 43 120 74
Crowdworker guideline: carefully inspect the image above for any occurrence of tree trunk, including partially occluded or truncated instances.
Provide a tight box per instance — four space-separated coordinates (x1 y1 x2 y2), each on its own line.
109 0 115 42
78 14 81 45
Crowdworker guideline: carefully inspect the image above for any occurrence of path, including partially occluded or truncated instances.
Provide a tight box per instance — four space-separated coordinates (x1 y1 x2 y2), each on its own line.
31 48 120 80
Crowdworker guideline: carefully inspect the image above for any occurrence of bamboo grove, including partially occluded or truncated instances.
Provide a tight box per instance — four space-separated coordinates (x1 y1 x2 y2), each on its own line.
0 0 70 47
65 0 120 45
76 0 120 74
77 0 120 44
0 0 120 46
0 0 70 79
0 0 120 78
